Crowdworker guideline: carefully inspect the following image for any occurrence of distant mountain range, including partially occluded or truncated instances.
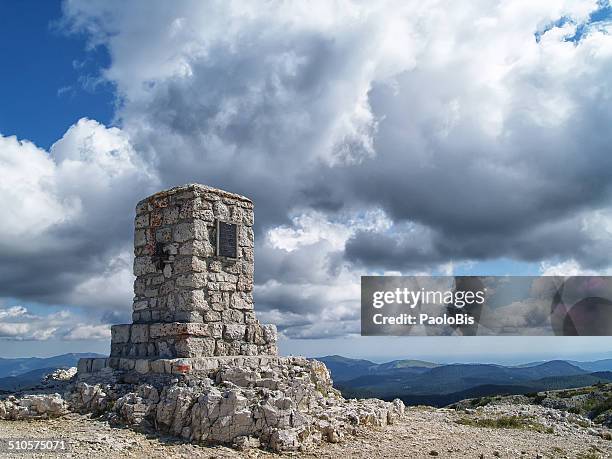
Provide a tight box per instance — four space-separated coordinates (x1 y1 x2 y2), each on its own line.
3 352 612 405
0 353 103 391
315 355 612 407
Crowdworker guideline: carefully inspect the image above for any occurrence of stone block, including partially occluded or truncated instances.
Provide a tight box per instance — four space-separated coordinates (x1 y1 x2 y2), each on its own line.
157 341 173 358
119 358 136 371
241 247 253 261
173 223 195 242
263 324 278 343
213 201 230 219
176 272 207 288
174 256 206 274
140 310 152 322
150 210 163 227
174 338 216 358
178 239 215 256
155 227 172 242
134 278 146 295
195 209 215 222
130 324 149 343
77 358 91 374
176 289 208 311
215 340 229 356
133 300 148 311
111 325 131 344
238 226 254 247
245 324 266 345
241 343 258 356
91 358 108 372
150 323 211 339
222 309 244 323
150 359 166 374
134 229 147 247
192 358 220 371
135 200 149 215
242 210 254 226
208 272 237 283
111 343 125 357
224 324 246 341
134 256 157 276
163 206 179 225
231 292 253 310
244 311 258 324
135 359 150 374
135 213 149 229
193 220 209 240
210 323 223 338
202 311 221 322
151 195 168 208
174 310 203 322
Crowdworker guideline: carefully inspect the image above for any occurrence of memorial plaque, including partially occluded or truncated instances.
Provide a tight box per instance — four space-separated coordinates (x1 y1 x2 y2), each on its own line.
216 220 238 258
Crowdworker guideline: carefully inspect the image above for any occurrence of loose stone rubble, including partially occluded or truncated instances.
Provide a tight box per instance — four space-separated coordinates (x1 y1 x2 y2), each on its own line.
44 367 78 384
0 184 405 452
67 357 404 451
0 393 68 420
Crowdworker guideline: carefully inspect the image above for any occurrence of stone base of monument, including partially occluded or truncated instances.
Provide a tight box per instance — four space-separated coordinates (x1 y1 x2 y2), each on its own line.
69 355 405 451
77 355 280 377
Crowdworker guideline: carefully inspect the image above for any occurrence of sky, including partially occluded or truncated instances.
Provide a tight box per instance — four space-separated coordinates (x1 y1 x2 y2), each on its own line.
1 0 612 362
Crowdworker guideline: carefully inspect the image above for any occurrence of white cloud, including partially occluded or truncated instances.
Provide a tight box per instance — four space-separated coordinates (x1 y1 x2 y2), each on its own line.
540 260 597 276
268 210 390 252
0 306 28 320
0 306 109 341
63 324 111 341
0 118 157 313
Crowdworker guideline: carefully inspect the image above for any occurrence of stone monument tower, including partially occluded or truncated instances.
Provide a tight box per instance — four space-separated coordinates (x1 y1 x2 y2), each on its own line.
71 184 404 451
79 184 277 375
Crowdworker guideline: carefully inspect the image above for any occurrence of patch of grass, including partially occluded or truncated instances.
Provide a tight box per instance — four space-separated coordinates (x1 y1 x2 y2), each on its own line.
533 394 547 404
573 418 592 429
590 396 612 419
558 387 597 398
470 397 492 407
551 446 565 455
456 415 554 434
576 447 602 459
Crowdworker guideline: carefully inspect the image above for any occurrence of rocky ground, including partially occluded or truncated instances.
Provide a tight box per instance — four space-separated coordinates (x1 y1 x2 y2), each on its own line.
2 366 612 458
1 403 611 458
0 359 404 454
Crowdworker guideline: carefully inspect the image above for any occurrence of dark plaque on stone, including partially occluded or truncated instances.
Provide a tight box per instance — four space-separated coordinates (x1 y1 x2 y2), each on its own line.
216 220 238 258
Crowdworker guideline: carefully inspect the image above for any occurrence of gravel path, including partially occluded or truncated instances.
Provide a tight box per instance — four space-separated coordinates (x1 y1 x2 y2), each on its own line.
0 406 610 458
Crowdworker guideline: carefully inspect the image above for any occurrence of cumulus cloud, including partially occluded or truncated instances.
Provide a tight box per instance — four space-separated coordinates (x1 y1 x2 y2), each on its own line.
0 119 157 314
2 0 612 340
61 0 612 250
0 305 109 341
62 324 111 341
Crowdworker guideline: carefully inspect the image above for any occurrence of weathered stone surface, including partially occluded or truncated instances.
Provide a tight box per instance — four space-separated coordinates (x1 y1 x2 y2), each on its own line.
110 184 278 359
130 324 149 343
223 324 246 341
111 325 131 344
0 394 68 420
174 338 216 357
68 357 405 451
